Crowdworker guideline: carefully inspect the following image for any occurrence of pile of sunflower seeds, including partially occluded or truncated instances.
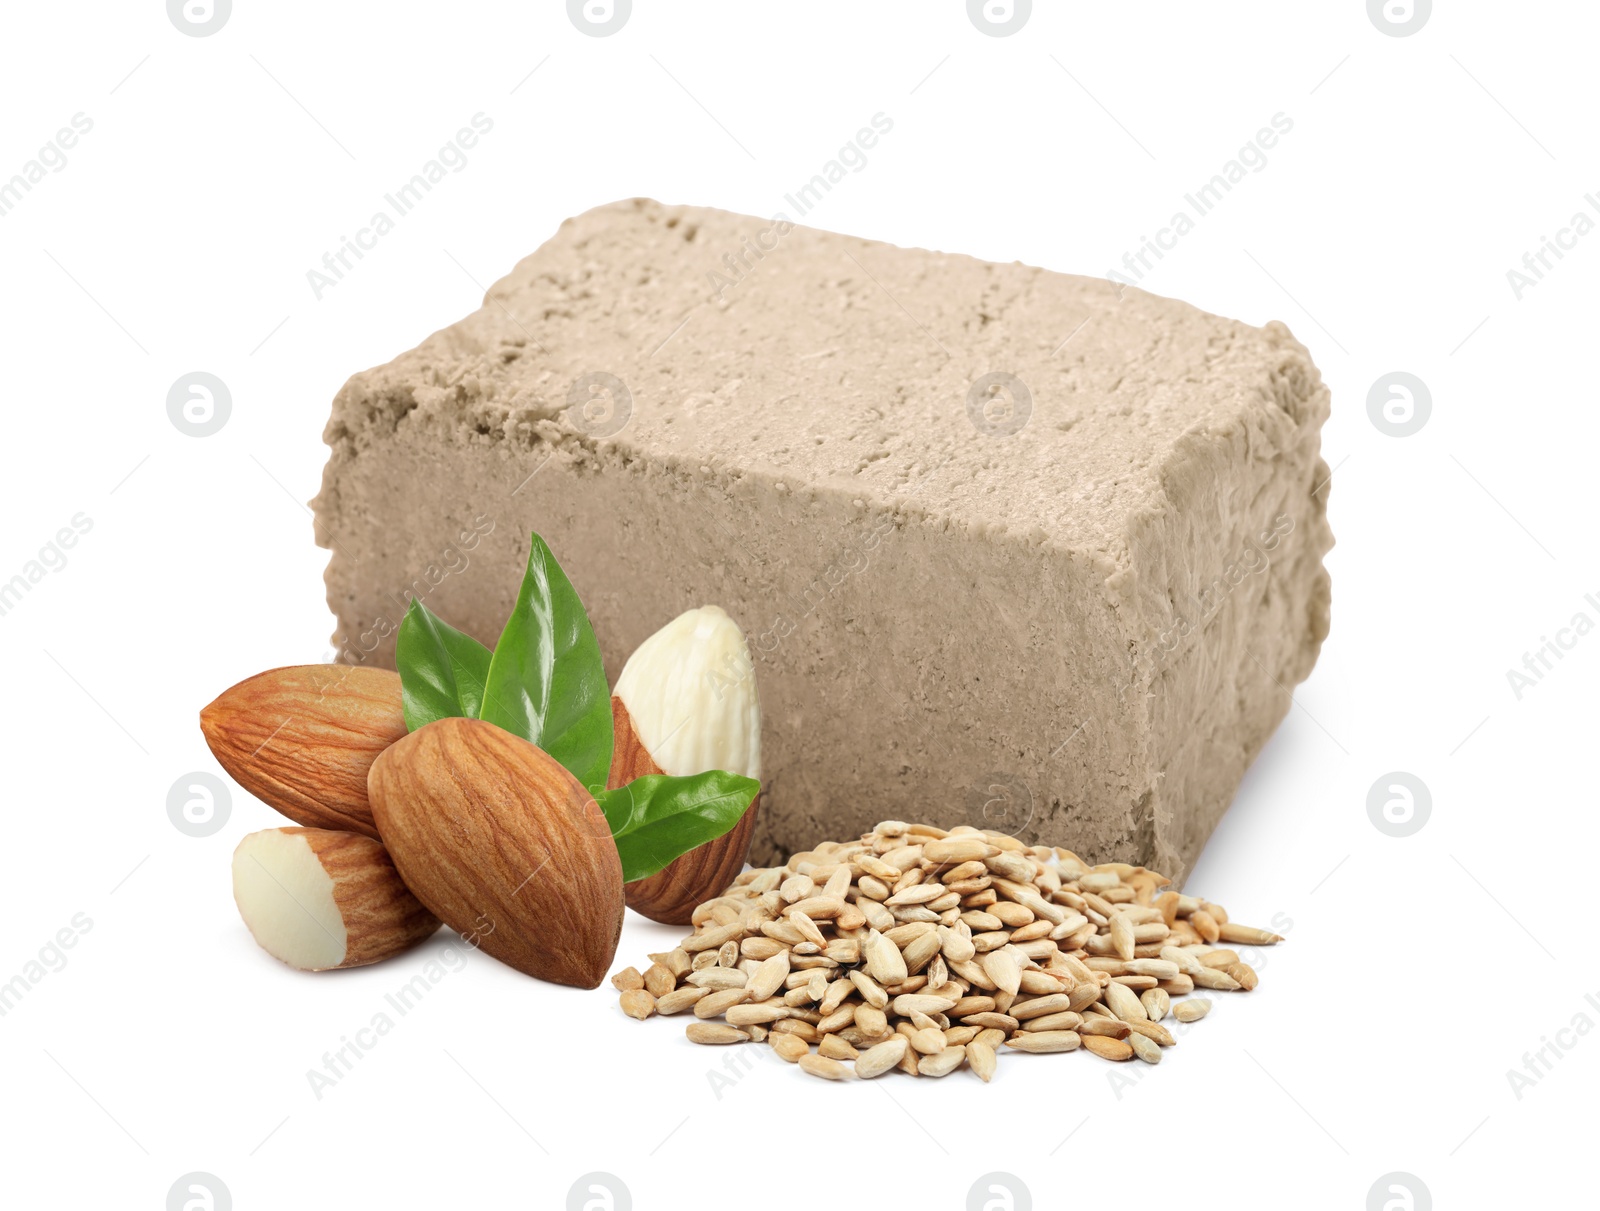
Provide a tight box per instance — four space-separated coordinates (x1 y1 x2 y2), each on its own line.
610 821 1280 1081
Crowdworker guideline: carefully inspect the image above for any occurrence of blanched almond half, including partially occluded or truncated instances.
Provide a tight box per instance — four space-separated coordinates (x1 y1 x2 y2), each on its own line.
232 827 438 971
612 605 761 781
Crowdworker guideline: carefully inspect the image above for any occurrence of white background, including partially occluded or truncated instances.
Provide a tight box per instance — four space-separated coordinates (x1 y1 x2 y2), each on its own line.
2 2 1595 1208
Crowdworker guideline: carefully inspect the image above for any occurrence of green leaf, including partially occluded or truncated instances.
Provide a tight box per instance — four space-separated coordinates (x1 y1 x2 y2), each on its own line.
597 772 760 883
480 533 613 792
395 599 494 730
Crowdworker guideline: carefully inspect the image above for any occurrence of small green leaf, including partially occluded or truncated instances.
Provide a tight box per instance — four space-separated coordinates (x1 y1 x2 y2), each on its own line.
480 533 613 792
395 599 494 730
597 771 760 882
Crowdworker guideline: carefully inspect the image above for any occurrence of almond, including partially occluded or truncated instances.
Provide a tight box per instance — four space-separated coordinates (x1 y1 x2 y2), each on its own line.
201 665 407 837
367 717 624 988
231 827 438 970
609 606 763 924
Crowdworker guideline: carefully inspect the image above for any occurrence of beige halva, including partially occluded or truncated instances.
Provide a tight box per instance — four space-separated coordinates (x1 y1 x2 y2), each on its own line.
313 199 1333 882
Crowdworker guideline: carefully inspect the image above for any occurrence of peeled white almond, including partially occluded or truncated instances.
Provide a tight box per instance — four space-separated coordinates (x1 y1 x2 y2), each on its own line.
612 604 761 780
610 605 762 925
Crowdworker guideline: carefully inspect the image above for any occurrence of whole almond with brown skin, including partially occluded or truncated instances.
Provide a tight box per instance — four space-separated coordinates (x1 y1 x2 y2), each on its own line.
609 696 761 925
367 716 623 989
201 665 406 838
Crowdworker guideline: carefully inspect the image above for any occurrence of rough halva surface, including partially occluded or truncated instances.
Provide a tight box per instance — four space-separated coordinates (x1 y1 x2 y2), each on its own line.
313 199 1333 882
